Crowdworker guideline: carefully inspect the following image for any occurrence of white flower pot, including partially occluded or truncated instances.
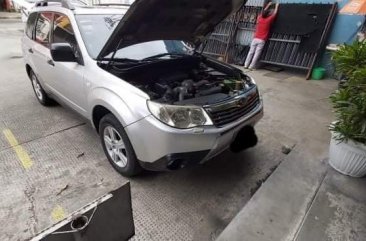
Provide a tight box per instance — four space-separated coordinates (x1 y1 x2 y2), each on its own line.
329 133 366 177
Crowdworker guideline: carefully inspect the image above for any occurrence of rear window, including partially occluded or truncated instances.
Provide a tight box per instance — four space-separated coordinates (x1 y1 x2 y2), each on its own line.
35 12 53 47
26 12 38 39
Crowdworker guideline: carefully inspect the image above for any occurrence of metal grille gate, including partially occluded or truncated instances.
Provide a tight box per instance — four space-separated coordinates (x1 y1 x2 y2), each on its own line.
202 0 264 62
201 13 239 61
261 34 313 70
228 4 264 64
203 1 338 79
260 3 338 78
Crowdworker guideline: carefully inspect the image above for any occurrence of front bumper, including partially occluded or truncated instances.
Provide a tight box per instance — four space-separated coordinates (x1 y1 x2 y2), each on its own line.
139 150 211 171
125 101 263 171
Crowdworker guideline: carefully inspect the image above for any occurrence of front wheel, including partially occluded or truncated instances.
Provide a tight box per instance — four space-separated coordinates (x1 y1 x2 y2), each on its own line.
99 114 142 176
230 126 258 153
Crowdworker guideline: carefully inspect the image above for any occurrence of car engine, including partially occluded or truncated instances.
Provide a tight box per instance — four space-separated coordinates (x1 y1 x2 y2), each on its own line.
104 56 255 106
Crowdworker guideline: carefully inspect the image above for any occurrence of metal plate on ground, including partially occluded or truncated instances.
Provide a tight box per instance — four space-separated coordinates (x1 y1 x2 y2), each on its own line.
31 184 134 241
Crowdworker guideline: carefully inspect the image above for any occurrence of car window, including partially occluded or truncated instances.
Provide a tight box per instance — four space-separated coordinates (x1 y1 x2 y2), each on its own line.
26 12 37 39
53 13 77 45
52 13 83 61
35 12 53 47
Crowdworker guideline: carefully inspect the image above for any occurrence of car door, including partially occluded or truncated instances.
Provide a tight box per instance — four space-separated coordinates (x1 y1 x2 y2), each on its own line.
21 12 38 71
31 12 55 91
48 12 87 116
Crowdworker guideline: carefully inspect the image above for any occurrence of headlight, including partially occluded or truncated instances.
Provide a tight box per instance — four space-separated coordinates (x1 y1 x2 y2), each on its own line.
147 101 213 129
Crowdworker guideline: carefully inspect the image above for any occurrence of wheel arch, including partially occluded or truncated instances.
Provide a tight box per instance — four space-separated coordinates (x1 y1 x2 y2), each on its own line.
89 88 145 133
92 105 112 133
25 64 32 79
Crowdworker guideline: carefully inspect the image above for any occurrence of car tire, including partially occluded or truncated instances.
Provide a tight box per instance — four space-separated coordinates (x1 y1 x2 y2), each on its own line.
99 113 142 177
230 126 258 153
30 70 54 106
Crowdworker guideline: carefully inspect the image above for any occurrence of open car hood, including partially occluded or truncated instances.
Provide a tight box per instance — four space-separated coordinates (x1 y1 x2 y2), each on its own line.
97 0 245 60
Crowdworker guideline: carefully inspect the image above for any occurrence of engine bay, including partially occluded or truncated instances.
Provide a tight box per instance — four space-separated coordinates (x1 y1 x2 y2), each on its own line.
103 55 255 106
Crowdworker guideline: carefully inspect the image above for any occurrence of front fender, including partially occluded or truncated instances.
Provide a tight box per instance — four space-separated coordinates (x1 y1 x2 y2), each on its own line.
88 87 149 128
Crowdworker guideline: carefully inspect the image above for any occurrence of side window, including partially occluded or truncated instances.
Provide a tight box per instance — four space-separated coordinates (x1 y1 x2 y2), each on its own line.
35 12 52 46
53 13 77 45
53 13 82 60
26 12 37 39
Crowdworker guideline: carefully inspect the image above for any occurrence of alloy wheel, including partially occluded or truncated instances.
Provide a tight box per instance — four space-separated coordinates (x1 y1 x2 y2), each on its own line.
31 74 43 101
103 126 128 168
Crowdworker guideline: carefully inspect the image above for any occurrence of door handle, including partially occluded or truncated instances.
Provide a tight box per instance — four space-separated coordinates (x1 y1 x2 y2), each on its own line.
28 48 33 54
47 59 55 66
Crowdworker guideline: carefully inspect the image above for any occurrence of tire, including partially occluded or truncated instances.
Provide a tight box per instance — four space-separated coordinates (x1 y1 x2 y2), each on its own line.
30 70 54 106
99 113 142 176
230 126 258 153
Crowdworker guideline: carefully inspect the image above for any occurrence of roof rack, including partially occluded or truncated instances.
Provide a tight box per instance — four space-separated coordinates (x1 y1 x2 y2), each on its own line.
35 0 88 10
92 3 131 7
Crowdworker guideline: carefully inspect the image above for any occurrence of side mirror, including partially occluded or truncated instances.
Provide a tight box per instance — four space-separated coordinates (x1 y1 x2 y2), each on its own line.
51 43 77 62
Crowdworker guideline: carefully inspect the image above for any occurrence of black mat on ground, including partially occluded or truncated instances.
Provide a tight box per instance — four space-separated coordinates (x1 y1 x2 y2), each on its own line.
32 184 135 241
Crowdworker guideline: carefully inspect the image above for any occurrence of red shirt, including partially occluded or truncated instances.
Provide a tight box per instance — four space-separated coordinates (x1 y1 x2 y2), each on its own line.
254 14 276 41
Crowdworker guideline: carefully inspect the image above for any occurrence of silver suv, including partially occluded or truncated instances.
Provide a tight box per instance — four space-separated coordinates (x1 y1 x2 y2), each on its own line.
22 0 263 176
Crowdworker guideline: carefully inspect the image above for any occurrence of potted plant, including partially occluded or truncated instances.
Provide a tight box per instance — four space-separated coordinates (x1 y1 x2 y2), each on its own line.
328 41 366 177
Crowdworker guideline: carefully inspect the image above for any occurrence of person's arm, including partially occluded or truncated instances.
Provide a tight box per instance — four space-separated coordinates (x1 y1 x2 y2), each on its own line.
273 3 279 15
267 2 279 22
264 2 273 11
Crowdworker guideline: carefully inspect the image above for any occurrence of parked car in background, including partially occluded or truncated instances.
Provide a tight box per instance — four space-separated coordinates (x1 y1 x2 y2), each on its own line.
11 0 36 22
21 0 263 176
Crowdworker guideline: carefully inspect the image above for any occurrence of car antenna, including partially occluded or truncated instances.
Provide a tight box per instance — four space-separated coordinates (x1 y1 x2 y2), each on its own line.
107 39 123 69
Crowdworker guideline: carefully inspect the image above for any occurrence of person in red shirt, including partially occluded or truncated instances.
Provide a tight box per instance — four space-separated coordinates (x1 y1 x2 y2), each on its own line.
244 2 279 70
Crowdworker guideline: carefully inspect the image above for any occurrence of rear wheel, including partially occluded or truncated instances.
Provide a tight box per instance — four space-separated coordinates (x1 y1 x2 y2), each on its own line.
99 114 142 176
30 70 54 106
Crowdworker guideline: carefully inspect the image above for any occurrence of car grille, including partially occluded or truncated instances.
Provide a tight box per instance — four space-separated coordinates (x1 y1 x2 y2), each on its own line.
204 88 260 127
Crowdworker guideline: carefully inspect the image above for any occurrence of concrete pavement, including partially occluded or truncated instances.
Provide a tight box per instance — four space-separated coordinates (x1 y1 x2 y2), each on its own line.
217 71 366 241
0 17 23 36
295 169 366 241
217 146 328 241
0 12 21 19
218 159 366 241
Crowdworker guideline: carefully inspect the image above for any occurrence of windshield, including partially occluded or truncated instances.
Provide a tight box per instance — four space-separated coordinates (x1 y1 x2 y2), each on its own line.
75 14 192 60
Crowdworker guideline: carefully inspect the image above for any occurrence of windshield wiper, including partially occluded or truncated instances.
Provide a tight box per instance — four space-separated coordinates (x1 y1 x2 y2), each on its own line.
141 53 190 62
101 53 190 66
100 58 140 63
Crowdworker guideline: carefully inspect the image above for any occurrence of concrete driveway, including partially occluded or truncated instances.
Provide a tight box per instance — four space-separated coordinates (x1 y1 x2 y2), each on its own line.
0 19 337 241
